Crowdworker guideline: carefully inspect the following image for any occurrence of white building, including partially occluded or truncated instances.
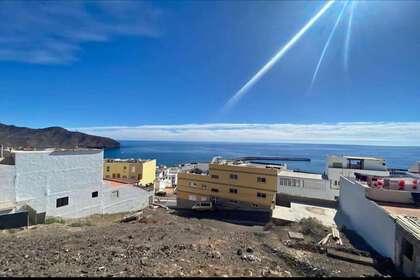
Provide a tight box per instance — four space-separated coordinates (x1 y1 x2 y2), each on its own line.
338 174 420 276
0 149 153 219
409 161 420 174
277 155 390 203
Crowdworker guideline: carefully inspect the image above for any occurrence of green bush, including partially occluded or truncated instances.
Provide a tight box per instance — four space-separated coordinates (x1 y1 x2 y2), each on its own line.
299 217 328 237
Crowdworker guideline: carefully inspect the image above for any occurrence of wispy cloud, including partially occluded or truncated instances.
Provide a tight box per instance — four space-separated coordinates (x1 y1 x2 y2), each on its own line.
0 1 161 64
73 122 420 146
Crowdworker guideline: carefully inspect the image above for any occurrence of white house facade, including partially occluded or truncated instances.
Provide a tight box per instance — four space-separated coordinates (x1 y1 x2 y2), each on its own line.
0 149 153 219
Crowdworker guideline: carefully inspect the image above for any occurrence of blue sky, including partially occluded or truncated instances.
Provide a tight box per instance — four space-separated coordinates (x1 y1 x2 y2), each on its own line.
1 0 420 145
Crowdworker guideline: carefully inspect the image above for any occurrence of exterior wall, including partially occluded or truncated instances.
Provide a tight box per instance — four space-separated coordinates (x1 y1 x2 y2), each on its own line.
327 168 390 190
208 163 278 191
167 168 179 186
395 221 420 277
277 171 336 201
103 160 156 185
2 150 152 219
14 150 104 217
139 160 156 186
0 165 16 206
101 186 153 215
326 156 387 172
177 164 277 211
338 177 396 260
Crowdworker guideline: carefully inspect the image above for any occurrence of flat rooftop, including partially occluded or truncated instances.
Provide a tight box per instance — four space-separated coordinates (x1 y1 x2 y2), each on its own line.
103 179 136 188
12 148 102 155
215 160 284 170
396 216 420 240
343 156 385 161
103 178 138 186
377 202 420 218
104 158 153 163
278 169 322 180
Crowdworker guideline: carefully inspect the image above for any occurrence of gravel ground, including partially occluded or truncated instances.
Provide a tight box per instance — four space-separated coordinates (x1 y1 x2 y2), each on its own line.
0 207 394 277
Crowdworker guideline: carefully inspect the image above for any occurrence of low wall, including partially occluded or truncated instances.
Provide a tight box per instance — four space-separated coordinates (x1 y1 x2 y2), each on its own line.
102 186 153 215
0 210 28 229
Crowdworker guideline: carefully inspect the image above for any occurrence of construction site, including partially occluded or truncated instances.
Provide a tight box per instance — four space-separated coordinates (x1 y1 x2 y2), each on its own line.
0 206 400 277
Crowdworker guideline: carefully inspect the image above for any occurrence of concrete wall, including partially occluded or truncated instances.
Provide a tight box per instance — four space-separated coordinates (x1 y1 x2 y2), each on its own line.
101 186 152 214
14 150 103 216
338 177 396 260
139 160 156 186
7 150 152 219
104 160 156 185
0 165 16 206
277 175 336 201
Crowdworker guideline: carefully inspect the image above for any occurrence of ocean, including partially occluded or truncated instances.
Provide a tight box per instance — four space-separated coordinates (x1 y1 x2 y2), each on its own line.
104 141 420 173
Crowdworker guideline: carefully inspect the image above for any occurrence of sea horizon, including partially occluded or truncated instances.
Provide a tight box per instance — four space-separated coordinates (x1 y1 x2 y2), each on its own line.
112 139 420 148
104 140 420 173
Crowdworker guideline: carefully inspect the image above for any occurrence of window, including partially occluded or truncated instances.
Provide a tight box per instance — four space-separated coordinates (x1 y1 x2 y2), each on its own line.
106 166 110 172
279 177 301 188
332 162 343 168
138 174 141 180
403 238 414 260
257 192 267 199
123 175 127 179
230 174 238 180
202 184 207 190
229 188 238 194
123 166 127 170
130 176 136 179
131 166 136 172
111 190 119 199
56 197 69 208
348 159 363 170
257 177 266 183
92 191 98 198
211 188 219 193
117 173 121 178
112 173 116 179
211 174 219 179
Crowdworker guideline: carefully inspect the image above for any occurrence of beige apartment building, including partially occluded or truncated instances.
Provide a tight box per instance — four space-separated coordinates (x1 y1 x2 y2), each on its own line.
103 159 156 186
177 161 278 214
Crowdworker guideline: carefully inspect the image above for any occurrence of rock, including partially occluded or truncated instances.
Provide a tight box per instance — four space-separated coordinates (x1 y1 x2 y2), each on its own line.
284 270 292 277
241 254 260 262
246 247 254 253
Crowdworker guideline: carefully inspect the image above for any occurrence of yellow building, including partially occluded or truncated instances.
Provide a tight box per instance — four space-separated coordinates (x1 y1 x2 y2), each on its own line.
103 159 156 186
177 161 278 214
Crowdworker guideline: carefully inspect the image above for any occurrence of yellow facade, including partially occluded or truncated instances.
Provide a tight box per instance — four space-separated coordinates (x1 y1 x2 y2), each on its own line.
177 163 277 208
103 159 156 185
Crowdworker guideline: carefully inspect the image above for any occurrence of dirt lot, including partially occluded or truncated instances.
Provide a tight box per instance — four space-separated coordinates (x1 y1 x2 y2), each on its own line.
0 207 398 277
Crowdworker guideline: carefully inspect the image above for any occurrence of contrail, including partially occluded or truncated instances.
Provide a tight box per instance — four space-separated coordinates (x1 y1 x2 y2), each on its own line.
308 1 348 91
344 1 356 72
223 1 336 111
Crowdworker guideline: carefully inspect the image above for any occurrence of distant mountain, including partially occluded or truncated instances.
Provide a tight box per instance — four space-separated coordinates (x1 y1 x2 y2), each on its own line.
0 123 120 149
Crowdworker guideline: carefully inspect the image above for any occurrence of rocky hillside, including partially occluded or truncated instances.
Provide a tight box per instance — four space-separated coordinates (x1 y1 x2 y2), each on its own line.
0 123 119 149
